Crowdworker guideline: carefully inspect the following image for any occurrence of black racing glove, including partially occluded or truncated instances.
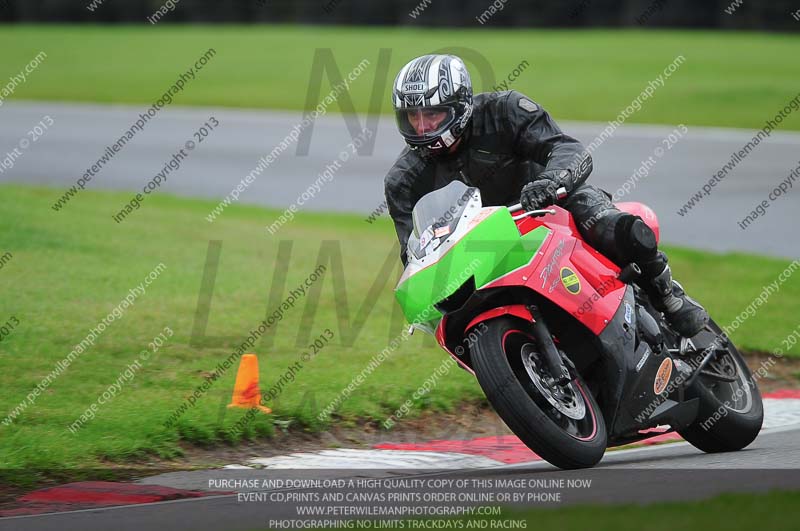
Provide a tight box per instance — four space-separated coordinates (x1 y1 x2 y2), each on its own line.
520 179 560 211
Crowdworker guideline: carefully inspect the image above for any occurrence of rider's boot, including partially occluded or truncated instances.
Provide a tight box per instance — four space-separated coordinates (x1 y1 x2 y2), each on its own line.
639 252 709 338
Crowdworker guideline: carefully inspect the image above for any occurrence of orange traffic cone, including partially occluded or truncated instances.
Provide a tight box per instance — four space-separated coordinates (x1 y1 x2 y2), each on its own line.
227 353 272 414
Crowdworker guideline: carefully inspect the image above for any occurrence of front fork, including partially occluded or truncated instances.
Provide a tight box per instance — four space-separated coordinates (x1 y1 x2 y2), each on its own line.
528 304 572 386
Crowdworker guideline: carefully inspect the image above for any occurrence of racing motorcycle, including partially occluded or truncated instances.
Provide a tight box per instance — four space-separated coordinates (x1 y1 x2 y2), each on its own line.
394 180 763 469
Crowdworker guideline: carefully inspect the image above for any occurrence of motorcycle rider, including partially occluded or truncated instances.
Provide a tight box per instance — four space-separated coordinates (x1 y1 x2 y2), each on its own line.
384 54 708 338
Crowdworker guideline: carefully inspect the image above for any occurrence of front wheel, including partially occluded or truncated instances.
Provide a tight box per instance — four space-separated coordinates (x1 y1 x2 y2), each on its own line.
470 316 607 469
677 319 764 453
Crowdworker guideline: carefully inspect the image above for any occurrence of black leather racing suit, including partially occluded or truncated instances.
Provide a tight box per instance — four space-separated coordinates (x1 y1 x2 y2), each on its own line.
384 90 627 268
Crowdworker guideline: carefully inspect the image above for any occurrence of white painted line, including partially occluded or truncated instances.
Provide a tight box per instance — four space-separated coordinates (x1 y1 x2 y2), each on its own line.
249 449 504 469
762 399 800 429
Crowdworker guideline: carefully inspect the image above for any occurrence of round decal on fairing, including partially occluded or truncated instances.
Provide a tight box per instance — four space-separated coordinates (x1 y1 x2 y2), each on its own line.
560 267 581 294
653 358 673 395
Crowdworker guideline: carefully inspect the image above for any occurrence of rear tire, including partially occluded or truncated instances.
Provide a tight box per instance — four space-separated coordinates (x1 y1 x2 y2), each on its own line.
470 317 607 469
678 319 763 453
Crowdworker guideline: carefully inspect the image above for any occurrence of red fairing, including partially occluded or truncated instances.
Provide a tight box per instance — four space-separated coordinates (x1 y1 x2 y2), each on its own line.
435 316 475 375
617 202 660 243
464 305 534 333
484 205 627 335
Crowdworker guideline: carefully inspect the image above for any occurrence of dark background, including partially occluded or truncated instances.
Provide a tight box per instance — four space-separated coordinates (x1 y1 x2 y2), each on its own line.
0 0 798 30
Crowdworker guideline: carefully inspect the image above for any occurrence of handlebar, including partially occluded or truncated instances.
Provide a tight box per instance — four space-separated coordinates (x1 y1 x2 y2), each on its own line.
507 186 567 221
508 207 556 221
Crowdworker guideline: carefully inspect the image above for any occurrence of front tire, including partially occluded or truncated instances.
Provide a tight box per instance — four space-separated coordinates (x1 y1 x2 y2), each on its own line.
677 319 764 453
470 317 607 469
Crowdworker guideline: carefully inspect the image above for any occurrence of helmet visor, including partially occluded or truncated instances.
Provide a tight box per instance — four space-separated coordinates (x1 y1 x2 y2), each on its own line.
395 106 456 143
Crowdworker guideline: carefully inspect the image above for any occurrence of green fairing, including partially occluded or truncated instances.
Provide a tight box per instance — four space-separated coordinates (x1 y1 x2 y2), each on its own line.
395 208 551 329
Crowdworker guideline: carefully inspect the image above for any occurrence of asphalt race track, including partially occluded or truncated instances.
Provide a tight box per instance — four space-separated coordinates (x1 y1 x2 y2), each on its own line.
2 426 799 531
1 101 798 259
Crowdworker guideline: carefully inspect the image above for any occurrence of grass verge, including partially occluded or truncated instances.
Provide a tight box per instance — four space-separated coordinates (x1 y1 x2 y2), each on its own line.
1 26 799 130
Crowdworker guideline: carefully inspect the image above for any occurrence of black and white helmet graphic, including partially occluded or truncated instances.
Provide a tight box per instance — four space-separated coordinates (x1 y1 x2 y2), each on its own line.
392 54 473 154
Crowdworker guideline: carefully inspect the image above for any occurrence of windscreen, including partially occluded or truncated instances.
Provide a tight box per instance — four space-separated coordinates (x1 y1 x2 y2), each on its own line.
407 180 480 260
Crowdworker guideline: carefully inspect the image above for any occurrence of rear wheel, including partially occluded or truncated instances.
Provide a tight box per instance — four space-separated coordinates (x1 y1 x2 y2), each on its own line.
470 316 607 469
677 319 763 452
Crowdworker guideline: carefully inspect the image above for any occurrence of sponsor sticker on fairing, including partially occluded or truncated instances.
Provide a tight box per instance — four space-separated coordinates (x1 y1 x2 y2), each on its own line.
653 358 673 395
560 267 581 294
